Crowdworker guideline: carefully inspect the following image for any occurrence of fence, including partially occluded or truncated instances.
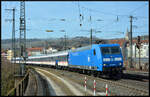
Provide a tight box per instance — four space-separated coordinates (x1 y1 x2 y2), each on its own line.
6 70 29 96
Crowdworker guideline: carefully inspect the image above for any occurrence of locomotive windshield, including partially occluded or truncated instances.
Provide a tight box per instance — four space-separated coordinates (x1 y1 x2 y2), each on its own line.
101 46 121 55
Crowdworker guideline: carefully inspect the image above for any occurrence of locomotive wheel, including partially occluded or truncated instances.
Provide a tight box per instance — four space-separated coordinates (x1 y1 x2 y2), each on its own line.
87 70 91 76
92 71 97 77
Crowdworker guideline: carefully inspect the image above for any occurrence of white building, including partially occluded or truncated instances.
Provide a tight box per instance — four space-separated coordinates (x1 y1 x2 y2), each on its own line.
45 47 58 54
127 42 149 58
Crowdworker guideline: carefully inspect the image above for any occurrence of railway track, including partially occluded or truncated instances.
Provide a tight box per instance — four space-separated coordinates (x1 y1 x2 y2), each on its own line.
95 77 149 96
24 69 50 96
34 67 94 96
36 68 76 95
65 69 149 95
123 70 149 80
29 66 148 96
118 76 148 89
30 70 38 96
35 66 149 96
24 70 38 96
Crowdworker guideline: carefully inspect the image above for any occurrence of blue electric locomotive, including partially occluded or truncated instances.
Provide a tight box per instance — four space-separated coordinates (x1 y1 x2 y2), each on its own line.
69 44 124 77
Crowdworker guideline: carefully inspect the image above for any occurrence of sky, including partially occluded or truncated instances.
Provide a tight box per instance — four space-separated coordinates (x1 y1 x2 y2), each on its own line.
1 1 149 39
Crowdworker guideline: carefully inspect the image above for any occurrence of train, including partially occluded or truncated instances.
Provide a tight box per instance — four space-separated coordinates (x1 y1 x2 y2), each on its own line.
13 44 125 78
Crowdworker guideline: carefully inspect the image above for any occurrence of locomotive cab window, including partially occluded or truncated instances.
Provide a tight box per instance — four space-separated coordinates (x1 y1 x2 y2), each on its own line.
93 49 96 55
101 47 110 55
111 46 120 54
101 46 120 55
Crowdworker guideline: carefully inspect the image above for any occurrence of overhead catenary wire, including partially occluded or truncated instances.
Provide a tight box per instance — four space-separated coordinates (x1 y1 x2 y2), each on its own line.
129 3 148 15
79 3 148 19
76 3 130 38
4 2 21 40
25 3 148 39
34 2 148 38
80 5 129 17
3 2 148 40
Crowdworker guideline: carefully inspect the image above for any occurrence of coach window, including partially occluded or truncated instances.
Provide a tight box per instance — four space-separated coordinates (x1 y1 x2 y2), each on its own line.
93 49 96 55
60 56 62 61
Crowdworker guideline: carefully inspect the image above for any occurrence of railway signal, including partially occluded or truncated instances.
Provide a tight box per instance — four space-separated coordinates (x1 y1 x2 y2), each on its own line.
136 43 141 49
137 36 141 45
136 36 141 70
138 36 140 42
136 36 141 50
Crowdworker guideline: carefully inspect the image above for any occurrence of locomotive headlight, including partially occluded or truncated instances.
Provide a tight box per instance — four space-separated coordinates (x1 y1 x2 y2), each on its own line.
119 63 122 65
103 58 110 61
114 57 122 61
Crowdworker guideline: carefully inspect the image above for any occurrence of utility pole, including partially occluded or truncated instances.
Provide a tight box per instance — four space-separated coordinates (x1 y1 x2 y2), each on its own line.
129 16 133 68
5 8 16 88
60 30 67 50
5 8 16 62
90 28 93 45
12 8 16 64
65 31 67 50
45 40 48 54
89 15 92 46
19 1 26 76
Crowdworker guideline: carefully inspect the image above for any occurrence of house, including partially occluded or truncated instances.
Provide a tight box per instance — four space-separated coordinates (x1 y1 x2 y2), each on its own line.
1 49 7 57
44 47 58 54
109 37 149 70
109 39 126 47
128 40 149 58
109 34 149 58
7 50 13 60
27 47 44 56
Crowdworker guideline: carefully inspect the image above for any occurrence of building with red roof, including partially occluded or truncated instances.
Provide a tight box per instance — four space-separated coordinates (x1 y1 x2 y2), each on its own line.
27 47 44 56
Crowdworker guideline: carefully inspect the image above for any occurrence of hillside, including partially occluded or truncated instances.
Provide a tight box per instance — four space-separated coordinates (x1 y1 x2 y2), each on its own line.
1 35 148 50
1 36 109 50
